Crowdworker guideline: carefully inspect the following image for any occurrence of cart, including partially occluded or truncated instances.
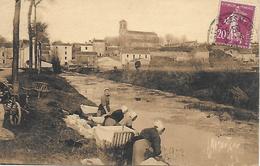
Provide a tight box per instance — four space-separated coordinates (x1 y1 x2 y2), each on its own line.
0 81 30 126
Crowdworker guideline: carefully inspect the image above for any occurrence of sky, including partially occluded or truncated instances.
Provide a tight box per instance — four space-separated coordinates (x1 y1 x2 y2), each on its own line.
0 0 259 43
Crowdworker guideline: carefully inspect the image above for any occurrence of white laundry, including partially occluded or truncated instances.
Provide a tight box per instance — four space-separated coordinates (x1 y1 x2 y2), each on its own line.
63 114 94 139
80 105 98 114
93 126 135 147
140 158 168 165
81 158 104 165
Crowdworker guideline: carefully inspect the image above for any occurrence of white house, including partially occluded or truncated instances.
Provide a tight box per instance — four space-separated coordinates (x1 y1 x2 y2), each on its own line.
120 50 151 66
52 43 72 66
80 43 94 52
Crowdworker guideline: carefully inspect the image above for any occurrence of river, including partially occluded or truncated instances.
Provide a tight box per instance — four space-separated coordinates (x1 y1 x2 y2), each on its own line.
61 72 258 166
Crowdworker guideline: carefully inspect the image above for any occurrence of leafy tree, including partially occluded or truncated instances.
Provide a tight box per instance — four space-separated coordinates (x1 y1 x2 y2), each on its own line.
51 56 61 73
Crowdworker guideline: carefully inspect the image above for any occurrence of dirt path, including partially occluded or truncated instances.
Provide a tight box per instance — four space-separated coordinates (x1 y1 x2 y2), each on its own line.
62 72 258 166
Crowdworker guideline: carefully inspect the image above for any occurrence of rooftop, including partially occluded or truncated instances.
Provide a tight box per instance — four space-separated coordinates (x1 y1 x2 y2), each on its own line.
75 51 97 55
121 49 150 54
127 30 157 36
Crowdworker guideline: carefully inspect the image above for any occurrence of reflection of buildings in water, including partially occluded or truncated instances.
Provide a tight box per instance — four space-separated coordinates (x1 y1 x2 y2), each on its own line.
119 20 159 50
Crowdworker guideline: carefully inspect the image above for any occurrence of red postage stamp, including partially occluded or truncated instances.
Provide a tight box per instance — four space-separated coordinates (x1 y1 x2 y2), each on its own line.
215 1 255 48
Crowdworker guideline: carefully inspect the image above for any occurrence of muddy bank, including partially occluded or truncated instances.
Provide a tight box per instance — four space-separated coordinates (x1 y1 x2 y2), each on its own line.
91 70 258 116
0 71 97 164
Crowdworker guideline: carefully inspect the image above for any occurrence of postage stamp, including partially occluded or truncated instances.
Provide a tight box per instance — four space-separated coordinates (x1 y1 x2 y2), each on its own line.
215 0 255 48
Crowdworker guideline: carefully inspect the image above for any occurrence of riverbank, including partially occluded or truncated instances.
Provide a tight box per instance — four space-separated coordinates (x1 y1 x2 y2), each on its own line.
0 71 97 164
89 69 258 121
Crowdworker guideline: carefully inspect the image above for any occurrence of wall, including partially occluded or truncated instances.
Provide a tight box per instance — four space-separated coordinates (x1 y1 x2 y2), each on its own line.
19 46 30 68
121 53 151 65
75 55 97 67
52 45 72 65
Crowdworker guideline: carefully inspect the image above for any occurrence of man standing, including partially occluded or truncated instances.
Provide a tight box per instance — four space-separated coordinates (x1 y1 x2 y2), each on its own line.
97 88 110 116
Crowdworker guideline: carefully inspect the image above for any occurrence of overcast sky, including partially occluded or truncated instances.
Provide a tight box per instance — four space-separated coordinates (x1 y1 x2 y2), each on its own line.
0 0 259 43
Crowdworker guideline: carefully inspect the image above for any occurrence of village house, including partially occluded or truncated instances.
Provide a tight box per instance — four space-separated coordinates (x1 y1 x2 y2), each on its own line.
119 20 159 50
0 43 13 68
51 43 72 66
71 42 98 68
120 50 151 66
80 43 94 52
105 45 119 56
0 40 38 68
93 39 106 57
73 51 97 68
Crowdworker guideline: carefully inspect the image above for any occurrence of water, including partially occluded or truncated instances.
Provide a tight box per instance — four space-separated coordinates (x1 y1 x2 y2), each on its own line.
62 72 258 166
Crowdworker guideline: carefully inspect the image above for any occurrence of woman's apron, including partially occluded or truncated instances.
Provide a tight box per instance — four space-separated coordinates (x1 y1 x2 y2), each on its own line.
132 139 151 165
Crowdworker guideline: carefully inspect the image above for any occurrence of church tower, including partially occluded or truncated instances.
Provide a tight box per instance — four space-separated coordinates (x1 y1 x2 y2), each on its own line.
119 20 127 35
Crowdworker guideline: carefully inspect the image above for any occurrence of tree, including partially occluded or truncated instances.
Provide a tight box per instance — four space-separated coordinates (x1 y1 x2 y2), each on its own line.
51 56 61 73
27 0 43 70
27 0 34 69
36 22 49 43
0 35 8 44
12 0 22 94
165 33 179 45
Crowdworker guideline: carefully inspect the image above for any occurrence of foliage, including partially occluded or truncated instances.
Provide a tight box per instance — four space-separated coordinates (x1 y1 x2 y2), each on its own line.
51 56 61 73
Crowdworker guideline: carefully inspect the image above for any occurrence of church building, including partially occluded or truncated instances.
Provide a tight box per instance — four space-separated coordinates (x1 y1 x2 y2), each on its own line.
119 20 159 50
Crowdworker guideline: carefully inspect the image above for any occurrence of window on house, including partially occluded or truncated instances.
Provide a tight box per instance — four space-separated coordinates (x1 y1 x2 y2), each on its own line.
65 62 68 65
65 57 67 60
133 54 135 59
65 51 67 55
3 60 5 64
85 47 88 50
127 54 129 58
65 47 67 49
2 52 4 57
145 55 147 59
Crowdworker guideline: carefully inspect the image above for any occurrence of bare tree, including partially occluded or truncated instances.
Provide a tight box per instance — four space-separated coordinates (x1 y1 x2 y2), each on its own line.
27 0 43 71
28 0 34 69
12 0 21 94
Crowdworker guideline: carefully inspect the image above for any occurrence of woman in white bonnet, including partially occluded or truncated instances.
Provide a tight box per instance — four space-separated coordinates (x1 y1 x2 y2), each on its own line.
130 120 165 165
120 110 138 129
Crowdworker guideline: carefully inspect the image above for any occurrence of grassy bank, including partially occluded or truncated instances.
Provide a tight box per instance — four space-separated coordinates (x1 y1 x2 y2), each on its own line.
95 70 259 114
0 71 97 164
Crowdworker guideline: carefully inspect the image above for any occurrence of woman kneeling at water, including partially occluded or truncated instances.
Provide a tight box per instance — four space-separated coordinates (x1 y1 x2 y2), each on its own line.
103 105 137 128
103 106 137 128
130 120 165 165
